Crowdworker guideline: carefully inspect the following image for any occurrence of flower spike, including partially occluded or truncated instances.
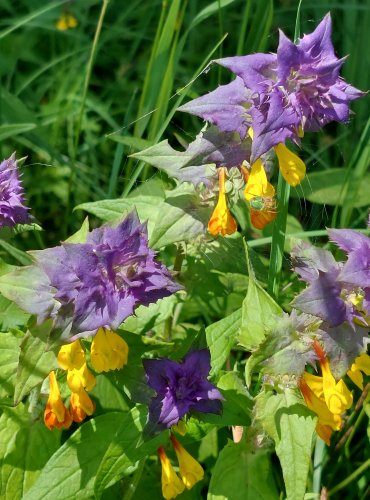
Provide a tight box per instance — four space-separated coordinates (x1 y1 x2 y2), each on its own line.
208 167 237 236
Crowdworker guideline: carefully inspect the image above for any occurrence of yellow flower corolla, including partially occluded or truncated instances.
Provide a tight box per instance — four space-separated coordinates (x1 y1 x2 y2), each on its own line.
208 167 237 236
244 159 275 201
58 340 85 371
91 328 129 372
158 446 185 499
170 434 204 490
44 371 72 430
347 353 370 390
313 341 353 415
299 377 341 445
244 160 277 229
274 143 306 187
70 389 95 423
67 363 96 393
56 13 78 31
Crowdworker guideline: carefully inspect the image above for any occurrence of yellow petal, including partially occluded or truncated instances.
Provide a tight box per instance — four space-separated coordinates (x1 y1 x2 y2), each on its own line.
274 143 306 187
244 159 275 200
320 358 353 414
91 328 129 373
170 435 204 489
67 363 96 392
158 447 185 499
352 353 370 376
58 340 85 371
208 168 237 236
44 371 72 430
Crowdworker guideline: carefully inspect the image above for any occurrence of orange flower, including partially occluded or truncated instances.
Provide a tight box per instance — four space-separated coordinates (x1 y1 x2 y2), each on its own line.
208 167 237 236
44 371 72 430
70 389 95 423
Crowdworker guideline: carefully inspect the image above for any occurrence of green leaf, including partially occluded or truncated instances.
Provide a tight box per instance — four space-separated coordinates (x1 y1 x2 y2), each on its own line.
0 403 60 499
255 389 316 500
239 258 283 351
75 195 163 238
0 294 30 330
206 308 242 377
65 216 89 243
23 412 126 500
0 239 33 265
217 371 253 423
93 406 166 497
149 187 210 249
14 322 58 404
208 440 279 500
0 123 36 141
0 331 22 398
290 168 370 208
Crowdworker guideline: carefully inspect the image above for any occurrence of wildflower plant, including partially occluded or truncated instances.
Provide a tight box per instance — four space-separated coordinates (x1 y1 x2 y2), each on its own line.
0 4 368 500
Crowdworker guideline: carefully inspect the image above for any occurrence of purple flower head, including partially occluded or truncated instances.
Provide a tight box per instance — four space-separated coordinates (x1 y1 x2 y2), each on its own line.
30 211 181 339
0 153 30 228
179 14 365 163
143 349 223 428
292 229 370 329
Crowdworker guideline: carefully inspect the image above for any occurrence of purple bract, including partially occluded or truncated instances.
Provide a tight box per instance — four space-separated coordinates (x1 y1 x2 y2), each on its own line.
292 229 370 329
0 153 30 228
143 349 223 428
179 14 364 163
30 211 181 338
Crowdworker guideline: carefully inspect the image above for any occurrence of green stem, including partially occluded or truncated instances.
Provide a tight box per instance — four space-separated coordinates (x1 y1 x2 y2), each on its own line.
122 459 146 500
267 172 290 298
328 458 370 496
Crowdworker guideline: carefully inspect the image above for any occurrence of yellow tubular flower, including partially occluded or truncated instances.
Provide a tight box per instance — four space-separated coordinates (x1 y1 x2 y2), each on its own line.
56 13 78 31
299 377 341 445
208 167 237 236
91 328 129 373
67 363 96 392
244 159 275 201
313 342 353 415
274 143 306 187
70 389 95 423
158 446 185 499
44 371 72 430
320 357 353 414
170 434 204 489
347 353 370 390
58 340 85 371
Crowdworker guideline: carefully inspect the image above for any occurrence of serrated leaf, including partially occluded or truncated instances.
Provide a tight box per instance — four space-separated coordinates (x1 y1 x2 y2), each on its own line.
15 322 58 404
206 308 242 376
65 217 89 243
0 404 60 499
149 187 210 249
0 331 22 398
93 406 166 497
75 194 163 238
208 440 278 500
23 412 125 500
0 265 55 322
0 294 30 330
255 389 316 500
239 273 283 350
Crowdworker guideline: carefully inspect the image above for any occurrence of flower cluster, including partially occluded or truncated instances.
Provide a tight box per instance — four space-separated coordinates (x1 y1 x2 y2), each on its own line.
27 211 181 340
0 153 30 228
299 342 370 444
44 328 129 429
136 13 363 236
143 349 223 429
158 434 204 499
292 228 370 328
